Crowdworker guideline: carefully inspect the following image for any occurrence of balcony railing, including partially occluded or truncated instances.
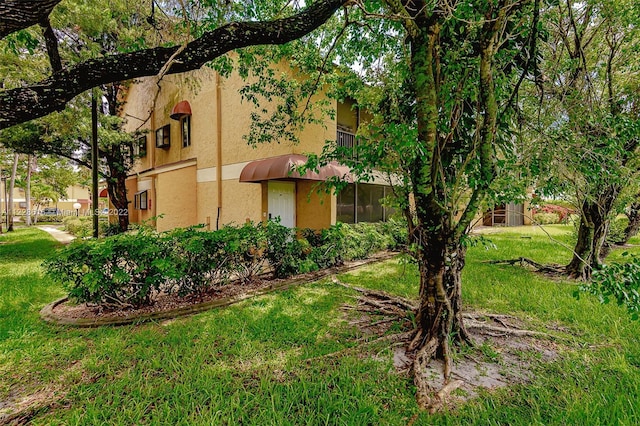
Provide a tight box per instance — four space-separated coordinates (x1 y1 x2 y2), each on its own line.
337 130 356 158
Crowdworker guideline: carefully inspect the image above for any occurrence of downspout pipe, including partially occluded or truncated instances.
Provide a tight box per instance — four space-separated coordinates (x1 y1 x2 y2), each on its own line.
216 72 223 230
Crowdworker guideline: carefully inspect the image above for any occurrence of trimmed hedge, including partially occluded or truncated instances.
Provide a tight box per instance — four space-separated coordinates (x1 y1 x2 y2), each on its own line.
44 220 407 308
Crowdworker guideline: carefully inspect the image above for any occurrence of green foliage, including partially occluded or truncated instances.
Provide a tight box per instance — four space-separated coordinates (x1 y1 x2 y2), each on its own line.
578 252 640 319
37 214 64 223
62 216 109 237
45 221 402 307
165 226 236 296
606 216 629 246
377 218 408 251
44 229 170 308
341 222 394 260
264 220 304 278
533 212 561 225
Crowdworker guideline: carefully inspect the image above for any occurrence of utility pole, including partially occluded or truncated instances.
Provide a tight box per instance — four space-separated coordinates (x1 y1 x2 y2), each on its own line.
92 89 99 238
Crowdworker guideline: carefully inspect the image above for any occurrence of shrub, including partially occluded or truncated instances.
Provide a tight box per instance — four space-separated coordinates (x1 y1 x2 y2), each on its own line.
63 216 110 237
578 252 640 320
309 225 346 269
45 220 404 308
165 226 233 296
532 212 561 225
341 222 393 260
606 216 629 246
37 214 63 223
377 218 408 250
45 229 171 308
224 222 268 282
264 220 303 278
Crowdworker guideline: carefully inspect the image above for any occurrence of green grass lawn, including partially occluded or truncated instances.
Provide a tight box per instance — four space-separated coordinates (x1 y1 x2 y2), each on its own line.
1 226 639 425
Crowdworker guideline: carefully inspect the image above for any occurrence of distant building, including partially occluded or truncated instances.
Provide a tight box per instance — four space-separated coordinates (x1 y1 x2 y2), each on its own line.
0 184 108 218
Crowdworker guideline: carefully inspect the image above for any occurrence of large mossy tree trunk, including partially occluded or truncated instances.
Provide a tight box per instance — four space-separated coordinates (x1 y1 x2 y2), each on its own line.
566 188 618 279
412 233 471 356
402 3 508 408
107 168 129 232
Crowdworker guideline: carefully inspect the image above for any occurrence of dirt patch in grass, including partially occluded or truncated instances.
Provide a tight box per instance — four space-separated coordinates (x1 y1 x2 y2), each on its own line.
0 387 64 425
403 327 561 408
338 281 566 412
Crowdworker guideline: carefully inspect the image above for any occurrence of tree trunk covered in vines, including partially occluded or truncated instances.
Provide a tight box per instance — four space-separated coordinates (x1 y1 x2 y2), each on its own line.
566 190 617 279
413 236 471 354
406 0 502 386
107 167 129 232
409 22 463 358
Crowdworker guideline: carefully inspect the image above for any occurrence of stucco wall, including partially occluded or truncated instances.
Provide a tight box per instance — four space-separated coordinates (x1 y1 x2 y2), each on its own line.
218 179 263 226
155 165 198 232
296 181 333 230
119 58 352 232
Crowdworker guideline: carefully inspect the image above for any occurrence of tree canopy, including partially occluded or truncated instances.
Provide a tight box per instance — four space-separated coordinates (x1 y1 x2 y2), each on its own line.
0 0 348 129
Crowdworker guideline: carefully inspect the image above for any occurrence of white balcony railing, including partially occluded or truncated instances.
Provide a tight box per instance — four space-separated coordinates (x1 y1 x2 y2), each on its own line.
337 130 355 158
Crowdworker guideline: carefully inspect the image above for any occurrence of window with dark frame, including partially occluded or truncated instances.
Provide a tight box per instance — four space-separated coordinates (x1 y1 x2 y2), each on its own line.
134 190 148 210
155 124 170 148
181 116 191 148
133 135 147 158
336 183 394 223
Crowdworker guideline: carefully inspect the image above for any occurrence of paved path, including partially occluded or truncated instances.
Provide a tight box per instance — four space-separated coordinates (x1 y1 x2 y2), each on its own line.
37 226 76 244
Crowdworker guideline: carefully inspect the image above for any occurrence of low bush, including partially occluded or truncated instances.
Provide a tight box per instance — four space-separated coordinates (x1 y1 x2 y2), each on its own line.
606 216 629 246
45 229 171 307
36 214 64 223
533 212 561 225
377 218 408 250
45 220 404 308
578 252 640 320
165 226 233 296
63 216 110 237
342 222 394 260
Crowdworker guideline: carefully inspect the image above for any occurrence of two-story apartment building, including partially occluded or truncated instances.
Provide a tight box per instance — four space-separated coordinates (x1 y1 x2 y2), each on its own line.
121 64 395 232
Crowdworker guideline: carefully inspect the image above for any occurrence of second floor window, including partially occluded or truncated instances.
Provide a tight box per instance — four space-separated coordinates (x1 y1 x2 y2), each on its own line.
156 125 170 148
133 135 147 158
181 116 191 148
134 190 148 210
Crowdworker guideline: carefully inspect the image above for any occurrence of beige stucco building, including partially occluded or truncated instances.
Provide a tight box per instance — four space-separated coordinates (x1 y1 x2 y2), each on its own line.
0 184 108 217
121 64 394 232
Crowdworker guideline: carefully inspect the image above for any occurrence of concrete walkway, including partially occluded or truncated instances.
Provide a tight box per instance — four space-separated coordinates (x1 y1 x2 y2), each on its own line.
37 225 76 244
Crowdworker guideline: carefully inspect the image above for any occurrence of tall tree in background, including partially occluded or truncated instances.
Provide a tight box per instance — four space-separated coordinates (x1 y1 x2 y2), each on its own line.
533 0 640 279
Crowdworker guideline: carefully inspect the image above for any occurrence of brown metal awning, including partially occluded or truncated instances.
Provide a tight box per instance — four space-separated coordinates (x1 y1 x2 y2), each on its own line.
99 188 108 198
239 154 352 183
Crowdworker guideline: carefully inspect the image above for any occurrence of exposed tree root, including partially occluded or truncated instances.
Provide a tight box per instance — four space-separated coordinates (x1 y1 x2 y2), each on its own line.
333 275 416 320
413 338 439 410
334 275 559 412
486 257 565 274
302 330 414 363
464 319 551 338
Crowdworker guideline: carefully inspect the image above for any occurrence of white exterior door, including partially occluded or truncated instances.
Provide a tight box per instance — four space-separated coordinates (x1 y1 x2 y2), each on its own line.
268 181 296 228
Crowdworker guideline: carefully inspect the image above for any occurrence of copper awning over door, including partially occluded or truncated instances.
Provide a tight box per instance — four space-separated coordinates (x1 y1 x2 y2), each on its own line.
239 154 352 183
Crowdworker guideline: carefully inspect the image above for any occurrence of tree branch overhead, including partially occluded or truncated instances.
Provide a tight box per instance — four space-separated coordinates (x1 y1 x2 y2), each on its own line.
0 0 62 38
0 0 348 130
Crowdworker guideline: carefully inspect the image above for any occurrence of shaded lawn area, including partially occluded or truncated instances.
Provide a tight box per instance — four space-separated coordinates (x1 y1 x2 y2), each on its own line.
1 226 639 424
